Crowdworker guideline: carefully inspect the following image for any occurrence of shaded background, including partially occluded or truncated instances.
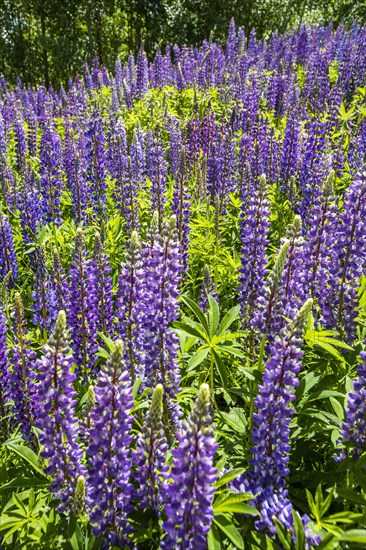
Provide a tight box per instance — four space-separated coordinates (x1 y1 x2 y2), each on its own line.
0 0 365 88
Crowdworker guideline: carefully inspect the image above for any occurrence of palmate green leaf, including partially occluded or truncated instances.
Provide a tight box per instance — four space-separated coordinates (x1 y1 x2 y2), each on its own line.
338 529 366 542
0 477 48 492
213 513 244 549
187 346 209 371
217 305 240 335
180 295 209 333
208 295 220 337
213 493 258 515
292 511 305 550
214 501 258 515
212 331 247 344
207 522 221 550
171 321 207 341
5 442 47 477
215 467 246 488
337 488 366 507
212 349 228 387
218 344 245 358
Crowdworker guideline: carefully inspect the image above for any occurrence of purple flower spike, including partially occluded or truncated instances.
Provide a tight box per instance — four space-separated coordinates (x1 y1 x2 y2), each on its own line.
140 215 183 427
133 384 168 513
239 174 271 328
162 383 218 550
87 340 134 545
0 308 10 438
8 293 36 439
92 232 114 336
39 120 64 224
32 245 58 331
33 311 86 513
0 212 18 284
116 230 144 380
232 300 320 548
67 229 99 377
338 341 366 459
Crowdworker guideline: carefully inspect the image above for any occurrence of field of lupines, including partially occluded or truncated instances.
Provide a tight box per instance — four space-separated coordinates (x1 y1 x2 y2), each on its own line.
0 20 366 549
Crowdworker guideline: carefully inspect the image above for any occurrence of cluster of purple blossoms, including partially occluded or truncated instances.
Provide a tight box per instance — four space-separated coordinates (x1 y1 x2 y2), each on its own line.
0 211 18 284
140 216 183 426
239 175 271 329
51 248 70 314
0 307 10 438
162 383 218 549
172 147 191 273
31 246 58 331
116 231 144 380
32 311 86 512
8 293 36 439
338 341 366 459
199 264 219 312
87 340 134 545
233 299 320 547
64 119 90 223
67 229 99 376
85 109 107 220
146 130 167 229
92 232 114 336
39 120 64 224
324 169 366 341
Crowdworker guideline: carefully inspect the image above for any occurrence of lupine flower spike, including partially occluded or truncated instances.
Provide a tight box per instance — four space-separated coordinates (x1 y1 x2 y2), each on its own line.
162 383 218 549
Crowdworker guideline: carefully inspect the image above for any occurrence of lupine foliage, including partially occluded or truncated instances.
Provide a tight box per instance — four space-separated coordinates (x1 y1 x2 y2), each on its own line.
0 22 366 550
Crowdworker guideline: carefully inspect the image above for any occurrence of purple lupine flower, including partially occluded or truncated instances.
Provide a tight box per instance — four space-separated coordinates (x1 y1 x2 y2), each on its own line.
239 175 271 329
85 109 107 220
298 120 327 224
162 383 218 550
116 231 144 380
31 245 58 331
39 120 63 224
136 45 149 97
17 167 43 243
232 300 319 547
51 248 69 315
87 340 134 544
32 311 86 513
92 232 114 336
140 216 183 426
252 240 290 342
0 307 10 439
133 384 168 512
146 129 167 230
207 129 237 212
0 212 18 284
169 117 183 180
107 117 128 218
8 293 36 439
278 216 308 323
172 147 191 274
13 110 26 174
300 172 340 322
125 125 146 230
324 169 366 340
199 265 218 312
280 109 300 194
338 341 366 459
64 119 90 223
67 229 99 377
